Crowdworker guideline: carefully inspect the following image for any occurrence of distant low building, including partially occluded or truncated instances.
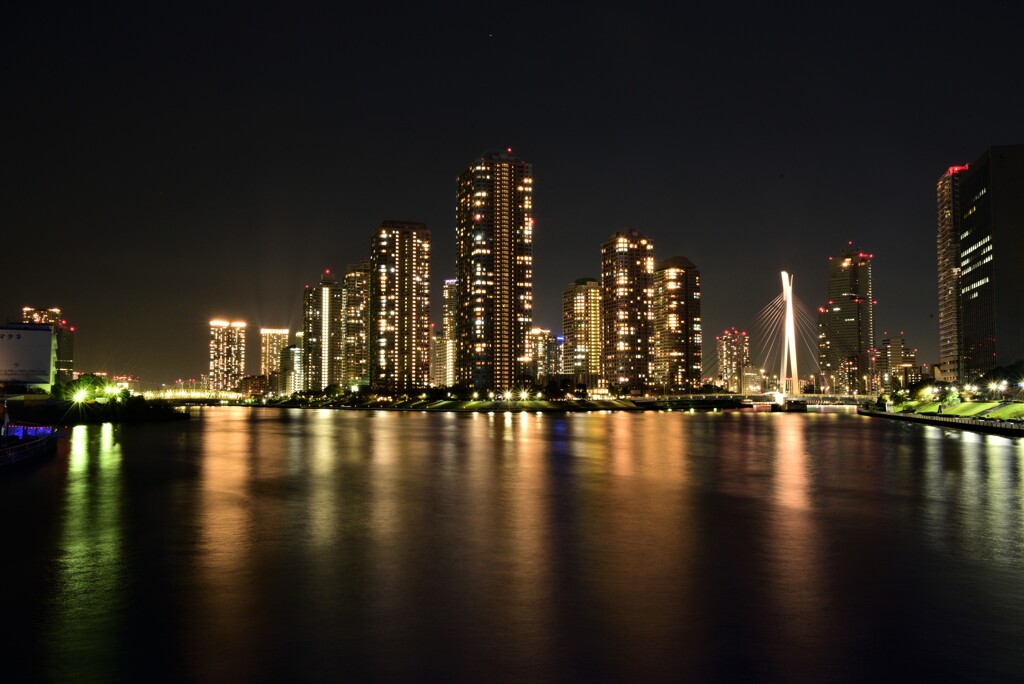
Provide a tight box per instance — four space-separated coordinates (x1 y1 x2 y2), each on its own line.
239 374 270 397
112 375 141 393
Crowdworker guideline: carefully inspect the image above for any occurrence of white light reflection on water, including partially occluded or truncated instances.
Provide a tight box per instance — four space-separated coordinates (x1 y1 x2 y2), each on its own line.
21 407 1024 682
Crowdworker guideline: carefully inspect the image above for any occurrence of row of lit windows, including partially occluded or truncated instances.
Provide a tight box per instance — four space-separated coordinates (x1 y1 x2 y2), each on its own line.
961 276 990 294
961 253 993 276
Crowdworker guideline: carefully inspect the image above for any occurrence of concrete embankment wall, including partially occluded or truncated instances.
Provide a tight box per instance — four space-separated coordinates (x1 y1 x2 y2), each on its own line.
858 408 1024 438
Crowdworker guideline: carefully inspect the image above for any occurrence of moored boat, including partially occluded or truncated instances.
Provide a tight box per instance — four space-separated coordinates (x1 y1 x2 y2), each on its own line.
1 423 60 467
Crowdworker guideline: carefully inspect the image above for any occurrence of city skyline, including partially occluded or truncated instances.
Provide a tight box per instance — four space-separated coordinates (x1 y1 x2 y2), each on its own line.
4 5 1023 384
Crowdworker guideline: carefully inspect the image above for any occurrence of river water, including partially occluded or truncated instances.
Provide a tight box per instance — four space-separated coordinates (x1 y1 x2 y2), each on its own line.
2 406 1023 682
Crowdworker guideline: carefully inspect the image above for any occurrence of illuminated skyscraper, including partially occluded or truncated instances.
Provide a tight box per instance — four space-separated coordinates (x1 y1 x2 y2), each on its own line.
652 256 702 392
716 327 750 393
342 260 371 389
302 270 344 391
936 164 968 383
562 277 602 390
945 146 1024 381
818 245 875 394
369 221 431 394
209 320 246 391
600 229 655 393
259 328 289 377
455 149 534 391
22 306 74 383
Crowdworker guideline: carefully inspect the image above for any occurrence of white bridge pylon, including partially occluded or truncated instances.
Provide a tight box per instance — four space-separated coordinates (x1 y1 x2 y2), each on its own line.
779 271 800 396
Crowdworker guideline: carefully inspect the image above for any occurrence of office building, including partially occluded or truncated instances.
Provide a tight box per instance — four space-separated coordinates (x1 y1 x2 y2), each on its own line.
818 246 875 394
260 329 289 377
879 334 919 391
455 149 534 391
302 270 344 392
369 221 431 394
941 146 1024 381
652 256 702 392
342 261 371 389
209 320 246 391
716 327 750 393
600 229 655 393
562 277 603 390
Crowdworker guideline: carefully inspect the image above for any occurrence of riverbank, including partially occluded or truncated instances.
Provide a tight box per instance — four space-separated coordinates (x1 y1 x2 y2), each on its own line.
858 407 1024 437
4 397 189 426
267 395 758 412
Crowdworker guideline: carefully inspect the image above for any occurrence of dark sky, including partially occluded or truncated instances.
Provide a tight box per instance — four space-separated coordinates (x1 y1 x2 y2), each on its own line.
3 3 1022 386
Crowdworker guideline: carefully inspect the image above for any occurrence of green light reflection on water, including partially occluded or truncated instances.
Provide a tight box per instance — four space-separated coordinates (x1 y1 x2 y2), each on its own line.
51 423 124 681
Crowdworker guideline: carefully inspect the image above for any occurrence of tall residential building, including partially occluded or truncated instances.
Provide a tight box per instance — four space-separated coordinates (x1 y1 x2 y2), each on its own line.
600 229 655 393
260 328 289 377
209 320 246 391
562 277 603 390
936 164 968 383
818 245 875 394
278 345 303 396
944 146 1024 381
369 221 431 394
342 260 371 389
302 270 344 392
652 256 702 392
455 149 534 391
441 279 458 387
524 327 559 385
716 327 750 392
22 306 74 383
429 324 447 387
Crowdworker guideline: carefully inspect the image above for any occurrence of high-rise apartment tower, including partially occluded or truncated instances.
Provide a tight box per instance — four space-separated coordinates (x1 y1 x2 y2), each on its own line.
716 327 750 393
260 329 289 378
652 256 702 392
455 149 534 391
342 261 371 389
369 221 431 394
600 229 655 393
209 320 246 391
562 277 603 391
302 270 344 391
936 165 968 382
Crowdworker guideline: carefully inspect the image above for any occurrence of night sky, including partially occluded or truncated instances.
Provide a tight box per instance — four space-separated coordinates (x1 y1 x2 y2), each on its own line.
4 3 1022 387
